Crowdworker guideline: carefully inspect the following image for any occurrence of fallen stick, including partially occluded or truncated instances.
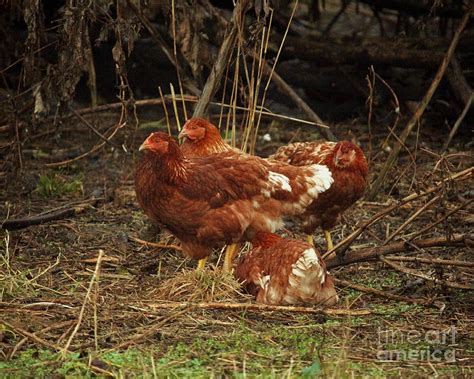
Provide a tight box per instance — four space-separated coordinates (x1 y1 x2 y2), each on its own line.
61 249 104 356
69 106 122 149
380 257 473 290
1 320 67 353
8 320 76 359
407 198 473 241
129 236 182 251
383 195 441 244
334 278 433 305
367 10 472 200
138 302 371 316
45 122 125 167
325 233 470 269
385 256 474 268
322 166 473 259
1 201 96 230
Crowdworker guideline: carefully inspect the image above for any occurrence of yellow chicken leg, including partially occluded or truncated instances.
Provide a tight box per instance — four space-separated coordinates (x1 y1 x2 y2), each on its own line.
197 257 207 270
324 230 334 251
223 244 239 272
306 234 314 246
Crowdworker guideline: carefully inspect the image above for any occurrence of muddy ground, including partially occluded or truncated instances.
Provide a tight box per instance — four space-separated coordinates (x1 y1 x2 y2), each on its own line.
0 107 472 377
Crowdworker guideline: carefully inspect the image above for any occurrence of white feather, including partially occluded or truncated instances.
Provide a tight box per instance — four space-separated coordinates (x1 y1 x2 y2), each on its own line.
265 218 284 232
306 164 333 196
288 248 327 293
268 171 292 192
258 275 271 289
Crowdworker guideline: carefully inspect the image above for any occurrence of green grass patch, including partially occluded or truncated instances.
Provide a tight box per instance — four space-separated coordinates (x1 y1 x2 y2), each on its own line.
352 270 403 290
35 172 83 198
2 324 466 379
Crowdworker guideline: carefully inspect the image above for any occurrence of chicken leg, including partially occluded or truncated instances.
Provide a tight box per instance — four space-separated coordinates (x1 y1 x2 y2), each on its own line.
197 257 207 270
324 230 334 251
223 244 239 272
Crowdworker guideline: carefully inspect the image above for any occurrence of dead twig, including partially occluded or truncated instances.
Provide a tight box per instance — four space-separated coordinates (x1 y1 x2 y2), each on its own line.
367 10 472 200
1 200 97 230
74 99 164 117
69 106 122 149
45 122 125 167
408 198 473 241
61 249 104 355
325 233 471 269
380 257 473 290
383 195 441 244
442 93 473 152
263 67 337 141
137 302 371 316
322 166 473 259
129 236 182 251
8 320 76 359
334 278 434 306
1 320 67 353
385 256 474 268
180 95 330 128
126 0 199 96
322 0 350 37
446 56 473 107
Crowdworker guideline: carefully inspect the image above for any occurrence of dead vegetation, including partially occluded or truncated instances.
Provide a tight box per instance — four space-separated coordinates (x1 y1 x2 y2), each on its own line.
1 0 473 377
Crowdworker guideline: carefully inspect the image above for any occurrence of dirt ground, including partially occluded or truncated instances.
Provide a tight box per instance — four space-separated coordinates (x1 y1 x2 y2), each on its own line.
0 110 473 377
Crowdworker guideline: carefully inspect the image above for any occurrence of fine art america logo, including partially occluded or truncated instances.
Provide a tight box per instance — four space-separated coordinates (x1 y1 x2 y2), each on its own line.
377 326 457 362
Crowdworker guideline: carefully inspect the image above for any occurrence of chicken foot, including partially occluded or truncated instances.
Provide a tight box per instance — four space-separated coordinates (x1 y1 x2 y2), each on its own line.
197 257 207 270
223 244 239 272
324 230 334 251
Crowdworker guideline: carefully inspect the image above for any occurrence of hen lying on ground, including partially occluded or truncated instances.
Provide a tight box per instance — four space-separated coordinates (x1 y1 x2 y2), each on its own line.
234 232 338 305
270 141 368 251
135 132 333 271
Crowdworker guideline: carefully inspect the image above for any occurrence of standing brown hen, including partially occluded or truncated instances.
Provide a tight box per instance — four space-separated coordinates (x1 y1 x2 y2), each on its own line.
234 232 338 305
270 141 369 251
135 132 333 271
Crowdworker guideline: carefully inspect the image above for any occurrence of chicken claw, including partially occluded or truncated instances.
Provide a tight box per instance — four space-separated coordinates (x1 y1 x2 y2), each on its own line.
223 244 239 272
324 230 334 251
197 258 207 270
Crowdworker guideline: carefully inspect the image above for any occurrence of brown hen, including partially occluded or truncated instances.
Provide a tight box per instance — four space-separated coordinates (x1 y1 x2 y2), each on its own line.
234 232 338 305
269 141 369 251
135 132 333 271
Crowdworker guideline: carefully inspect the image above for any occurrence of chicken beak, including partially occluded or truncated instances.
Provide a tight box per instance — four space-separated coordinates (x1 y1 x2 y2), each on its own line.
139 140 149 151
178 128 188 140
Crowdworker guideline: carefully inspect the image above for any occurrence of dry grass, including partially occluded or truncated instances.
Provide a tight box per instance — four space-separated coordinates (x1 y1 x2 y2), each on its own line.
150 269 251 303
